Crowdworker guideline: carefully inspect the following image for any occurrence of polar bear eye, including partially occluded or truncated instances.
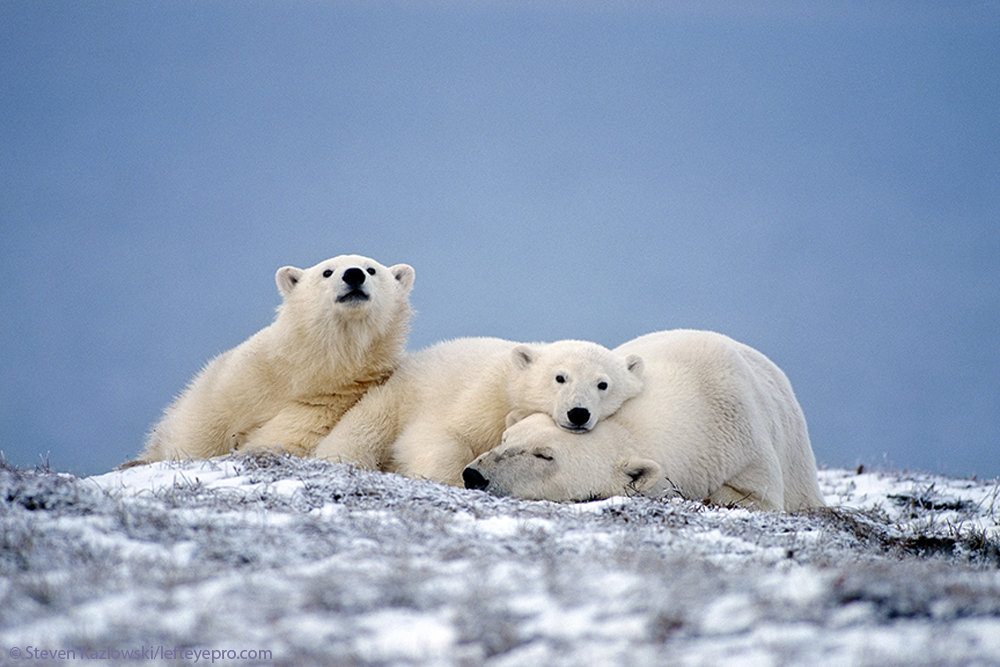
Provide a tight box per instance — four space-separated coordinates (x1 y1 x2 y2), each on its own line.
322 269 334 278
366 268 376 275
533 451 554 461
555 375 566 384
598 381 608 391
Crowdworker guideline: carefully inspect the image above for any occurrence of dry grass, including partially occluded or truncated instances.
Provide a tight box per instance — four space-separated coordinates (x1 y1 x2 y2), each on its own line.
2 454 999 666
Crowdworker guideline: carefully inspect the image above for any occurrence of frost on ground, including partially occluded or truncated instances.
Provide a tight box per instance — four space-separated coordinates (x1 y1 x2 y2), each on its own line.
2 453 1000 666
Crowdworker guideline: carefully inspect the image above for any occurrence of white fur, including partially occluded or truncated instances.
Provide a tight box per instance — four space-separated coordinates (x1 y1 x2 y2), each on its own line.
313 337 644 486
137 255 415 463
463 330 825 511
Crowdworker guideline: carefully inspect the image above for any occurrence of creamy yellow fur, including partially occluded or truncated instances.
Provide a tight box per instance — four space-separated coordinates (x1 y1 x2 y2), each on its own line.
136 255 414 463
313 336 644 486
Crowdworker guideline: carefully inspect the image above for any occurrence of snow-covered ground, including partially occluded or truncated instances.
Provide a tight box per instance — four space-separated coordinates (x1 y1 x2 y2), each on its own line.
2 454 1000 666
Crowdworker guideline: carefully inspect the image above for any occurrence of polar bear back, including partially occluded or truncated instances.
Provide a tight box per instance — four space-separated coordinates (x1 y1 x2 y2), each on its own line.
389 337 522 430
614 330 823 510
726 336 823 510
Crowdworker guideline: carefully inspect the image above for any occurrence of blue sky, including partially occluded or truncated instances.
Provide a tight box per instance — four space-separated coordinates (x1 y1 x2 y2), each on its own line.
2 1 998 478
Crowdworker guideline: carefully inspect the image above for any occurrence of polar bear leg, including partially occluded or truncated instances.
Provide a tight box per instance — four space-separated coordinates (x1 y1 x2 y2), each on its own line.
313 429 385 471
707 483 782 511
313 391 401 471
241 402 342 457
393 423 474 487
720 446 786 511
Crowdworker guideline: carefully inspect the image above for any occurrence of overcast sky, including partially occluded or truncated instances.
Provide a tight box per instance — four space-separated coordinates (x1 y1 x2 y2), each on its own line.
2 1 998 479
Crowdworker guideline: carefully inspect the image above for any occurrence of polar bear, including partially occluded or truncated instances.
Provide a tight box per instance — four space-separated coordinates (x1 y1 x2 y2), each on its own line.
134 255 415 463
313 336 644 486
462 330 825 511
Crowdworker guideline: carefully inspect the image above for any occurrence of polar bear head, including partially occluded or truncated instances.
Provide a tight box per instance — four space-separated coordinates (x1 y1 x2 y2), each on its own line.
462 412 662 501
509 340 644 433
274 254 415 340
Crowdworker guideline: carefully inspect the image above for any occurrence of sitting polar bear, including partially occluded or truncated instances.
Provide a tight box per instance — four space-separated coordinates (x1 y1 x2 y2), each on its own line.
313 336 644 486
463 330 825 511
135 255 415 463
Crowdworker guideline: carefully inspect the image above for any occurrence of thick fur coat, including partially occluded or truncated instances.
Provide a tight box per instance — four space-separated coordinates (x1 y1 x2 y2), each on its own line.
313 336 644 486
464 330 825 511
137 255 414 463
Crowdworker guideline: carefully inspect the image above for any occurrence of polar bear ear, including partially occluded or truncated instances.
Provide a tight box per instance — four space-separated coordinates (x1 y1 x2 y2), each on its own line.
625 354 644 379
511 345 537 370
390 264 415 292
620 458 661 493
276 266 304 298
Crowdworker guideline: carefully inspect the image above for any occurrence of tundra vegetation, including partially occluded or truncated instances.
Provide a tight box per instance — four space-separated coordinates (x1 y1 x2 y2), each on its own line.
2 453 999 666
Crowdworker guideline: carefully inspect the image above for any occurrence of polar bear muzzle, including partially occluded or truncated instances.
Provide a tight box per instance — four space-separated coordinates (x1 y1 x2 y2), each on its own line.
565 407 592 430
462 466 490 491
336 266 371 303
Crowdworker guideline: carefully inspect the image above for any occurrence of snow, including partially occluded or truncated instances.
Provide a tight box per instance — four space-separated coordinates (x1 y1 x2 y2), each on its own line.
3 453 1000 666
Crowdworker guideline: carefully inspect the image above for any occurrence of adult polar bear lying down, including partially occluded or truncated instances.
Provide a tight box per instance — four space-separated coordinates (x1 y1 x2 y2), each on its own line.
313 337 644 487
136 255 415 464
463 330 825 511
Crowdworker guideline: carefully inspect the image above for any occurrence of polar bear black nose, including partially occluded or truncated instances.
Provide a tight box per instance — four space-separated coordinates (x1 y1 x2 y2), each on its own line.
463 467 489 490
567 407 591 427
342 267 366 288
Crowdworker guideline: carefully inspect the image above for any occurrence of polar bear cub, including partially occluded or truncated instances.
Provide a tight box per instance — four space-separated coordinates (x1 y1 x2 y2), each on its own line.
136 255 415 463
463 330 825 511
313 337 644 486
